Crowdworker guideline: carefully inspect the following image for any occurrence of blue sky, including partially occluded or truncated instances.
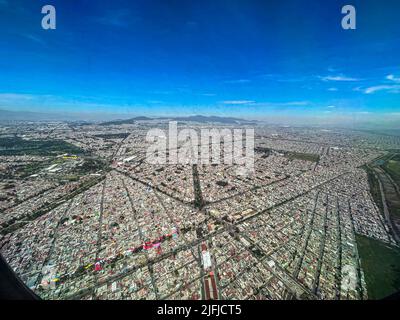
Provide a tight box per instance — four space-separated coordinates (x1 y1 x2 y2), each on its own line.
0 0 400 124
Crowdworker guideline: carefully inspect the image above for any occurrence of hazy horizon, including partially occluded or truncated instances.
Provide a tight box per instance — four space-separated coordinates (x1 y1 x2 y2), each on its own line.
2 107 400 131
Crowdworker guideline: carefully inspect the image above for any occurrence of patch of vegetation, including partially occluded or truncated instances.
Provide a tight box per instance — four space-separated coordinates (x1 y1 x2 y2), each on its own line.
94 133 130 139
62 174 79 182
216 180 228 187
384 157 400 186
285 152 320 163
0 137 84 156
74 158 107 175
364 166 384 214
255 147 271 156
378 156 400 220
100 116 152 126
356 234 400 299
14 161 49 178
11 156 107 182
390 154 400 162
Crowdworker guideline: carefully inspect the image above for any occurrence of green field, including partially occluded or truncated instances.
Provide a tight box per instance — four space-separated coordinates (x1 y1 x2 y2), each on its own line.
385 158 400 186
382 156 400 219
15 161 50 178
0 137 84 156
94 133 130 139
356 234 400 299
364 166 384 214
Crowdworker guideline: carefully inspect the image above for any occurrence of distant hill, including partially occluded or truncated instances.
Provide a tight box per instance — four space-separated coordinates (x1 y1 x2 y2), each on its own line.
99 116 153 125
167 115 256 124
100 115 256 125
0 109 257 125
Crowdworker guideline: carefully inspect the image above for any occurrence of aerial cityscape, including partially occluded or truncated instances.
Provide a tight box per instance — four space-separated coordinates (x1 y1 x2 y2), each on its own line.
0 120 399 300
1 0 400 301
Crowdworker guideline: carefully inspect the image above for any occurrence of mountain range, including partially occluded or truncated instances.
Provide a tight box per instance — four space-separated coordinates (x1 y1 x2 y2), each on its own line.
0 109 256 125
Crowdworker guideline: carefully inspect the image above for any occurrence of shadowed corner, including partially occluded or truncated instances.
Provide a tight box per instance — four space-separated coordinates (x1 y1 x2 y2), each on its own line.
0 253 40 300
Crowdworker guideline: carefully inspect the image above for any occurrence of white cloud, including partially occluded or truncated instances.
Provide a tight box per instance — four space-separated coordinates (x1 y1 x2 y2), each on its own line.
321 75 360 82
364 85 400 94
221 100 309 107
386 74 400 83
222 100 255 105
328 87 338 91
354 74 400 94
327 105 336 108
